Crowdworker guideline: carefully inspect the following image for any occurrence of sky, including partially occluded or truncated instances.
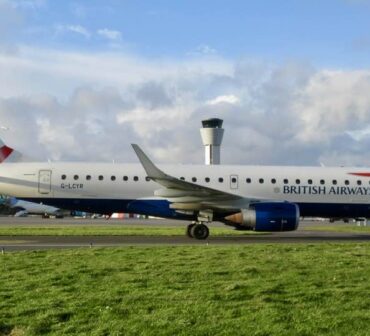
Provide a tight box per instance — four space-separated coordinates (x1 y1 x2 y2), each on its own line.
1 0 370 165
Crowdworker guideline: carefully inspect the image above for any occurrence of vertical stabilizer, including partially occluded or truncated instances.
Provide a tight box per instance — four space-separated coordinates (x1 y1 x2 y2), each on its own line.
0 139 23 163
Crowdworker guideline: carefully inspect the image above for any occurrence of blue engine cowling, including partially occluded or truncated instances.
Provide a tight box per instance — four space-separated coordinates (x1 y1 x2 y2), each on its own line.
225 202 299 231
253 202 299 231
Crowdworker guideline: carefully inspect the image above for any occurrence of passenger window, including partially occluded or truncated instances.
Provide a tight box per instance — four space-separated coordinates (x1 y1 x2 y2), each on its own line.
271 178 276 184
332 180 337 185
345 180 349 185
296 179 300 184
61 175 66 180
111 176 116 181
320 179 325 185
133 176 139 181
74 175 79 180
231 177 237 183
192 177 197 182
98 175 104 181
259 178 264 184
218 177 224 183
283 179 289 184
86 175 91 181
145 177 150 181
308 179 313 185
123 176 128 181
205 177 210 183
180 177 185 181
246 178 251 183
357 180 362 186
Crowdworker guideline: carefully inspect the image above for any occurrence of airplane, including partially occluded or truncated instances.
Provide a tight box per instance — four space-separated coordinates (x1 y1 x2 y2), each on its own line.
0 138 369 239
0 195 64 218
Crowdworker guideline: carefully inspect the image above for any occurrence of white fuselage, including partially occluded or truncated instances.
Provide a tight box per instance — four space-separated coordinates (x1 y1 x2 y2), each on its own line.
0 162 369 218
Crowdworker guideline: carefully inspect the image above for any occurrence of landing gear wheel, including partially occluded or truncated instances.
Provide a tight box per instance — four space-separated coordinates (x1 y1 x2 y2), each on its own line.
186 223 196 238
190 224 209 240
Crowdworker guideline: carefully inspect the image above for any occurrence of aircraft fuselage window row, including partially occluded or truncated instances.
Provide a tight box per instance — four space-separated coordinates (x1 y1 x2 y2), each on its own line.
60 175 367 186
61 174 145 182
245 178 365 186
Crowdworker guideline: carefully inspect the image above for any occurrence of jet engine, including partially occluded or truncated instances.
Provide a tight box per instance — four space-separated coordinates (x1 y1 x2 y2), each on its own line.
224 202 299 231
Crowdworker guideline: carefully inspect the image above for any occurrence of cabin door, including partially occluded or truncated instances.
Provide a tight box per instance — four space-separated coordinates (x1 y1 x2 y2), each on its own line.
38 170 52 194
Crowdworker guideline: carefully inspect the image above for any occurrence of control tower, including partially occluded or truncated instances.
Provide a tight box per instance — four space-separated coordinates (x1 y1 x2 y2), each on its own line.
200 118 224 165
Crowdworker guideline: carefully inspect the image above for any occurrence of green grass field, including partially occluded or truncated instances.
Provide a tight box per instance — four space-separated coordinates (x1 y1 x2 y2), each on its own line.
1 244 370 336
0 225 261 236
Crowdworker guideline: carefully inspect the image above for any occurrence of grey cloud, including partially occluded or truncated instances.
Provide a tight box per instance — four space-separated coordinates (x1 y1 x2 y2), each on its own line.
135 82 173 110
0 97 48 158
1 52 370 167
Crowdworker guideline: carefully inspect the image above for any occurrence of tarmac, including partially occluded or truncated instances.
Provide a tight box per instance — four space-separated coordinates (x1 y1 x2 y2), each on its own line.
0 217 369 251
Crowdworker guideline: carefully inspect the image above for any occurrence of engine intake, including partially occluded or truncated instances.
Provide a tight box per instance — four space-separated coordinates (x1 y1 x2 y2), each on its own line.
225 202 299 232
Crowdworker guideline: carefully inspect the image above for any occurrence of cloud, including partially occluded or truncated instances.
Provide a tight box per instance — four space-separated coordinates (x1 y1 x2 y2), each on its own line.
97 28 122 41
294 70 370 144
1 46 370 166
188 44 217 56
0 46 231 98
346 125 370 140
55 24 91 39
196 45 217 55
206 95 240 106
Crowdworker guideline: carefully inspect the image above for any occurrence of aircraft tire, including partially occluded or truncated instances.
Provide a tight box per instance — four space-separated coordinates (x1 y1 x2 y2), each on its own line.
191 224 209 240
186 224 196 238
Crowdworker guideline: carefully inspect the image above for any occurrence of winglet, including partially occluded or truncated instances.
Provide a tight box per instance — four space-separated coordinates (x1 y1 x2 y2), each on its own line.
131 144 168 180
131 144 243 201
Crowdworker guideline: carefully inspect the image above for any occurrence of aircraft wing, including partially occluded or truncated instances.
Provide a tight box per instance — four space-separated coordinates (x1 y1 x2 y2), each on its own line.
132 144 255 212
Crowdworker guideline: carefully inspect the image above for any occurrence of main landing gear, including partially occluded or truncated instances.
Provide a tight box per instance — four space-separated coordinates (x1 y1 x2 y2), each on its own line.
186 222 210 240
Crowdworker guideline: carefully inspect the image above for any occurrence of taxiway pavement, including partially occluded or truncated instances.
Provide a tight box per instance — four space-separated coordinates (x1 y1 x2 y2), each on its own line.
0 217 368 251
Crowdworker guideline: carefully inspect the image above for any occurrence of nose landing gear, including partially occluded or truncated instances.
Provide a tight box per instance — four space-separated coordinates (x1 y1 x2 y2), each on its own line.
186 223 209 240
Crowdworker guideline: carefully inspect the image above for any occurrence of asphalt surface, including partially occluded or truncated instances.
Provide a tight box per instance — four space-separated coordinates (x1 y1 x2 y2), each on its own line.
0 217 222 227
0 217 369 251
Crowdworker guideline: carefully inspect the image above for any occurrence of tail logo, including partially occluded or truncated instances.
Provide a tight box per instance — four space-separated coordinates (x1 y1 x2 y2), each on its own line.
348 172 370 177
0 145 14 163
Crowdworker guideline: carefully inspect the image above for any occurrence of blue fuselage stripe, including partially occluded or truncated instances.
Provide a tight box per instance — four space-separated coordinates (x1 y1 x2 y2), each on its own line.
19 197 370 219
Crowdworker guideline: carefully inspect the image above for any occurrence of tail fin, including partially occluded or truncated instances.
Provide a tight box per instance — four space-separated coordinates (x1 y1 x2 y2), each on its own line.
0 139 23 163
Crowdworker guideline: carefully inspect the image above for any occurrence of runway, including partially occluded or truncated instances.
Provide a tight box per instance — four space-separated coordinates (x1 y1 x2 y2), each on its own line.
0 217 369 251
